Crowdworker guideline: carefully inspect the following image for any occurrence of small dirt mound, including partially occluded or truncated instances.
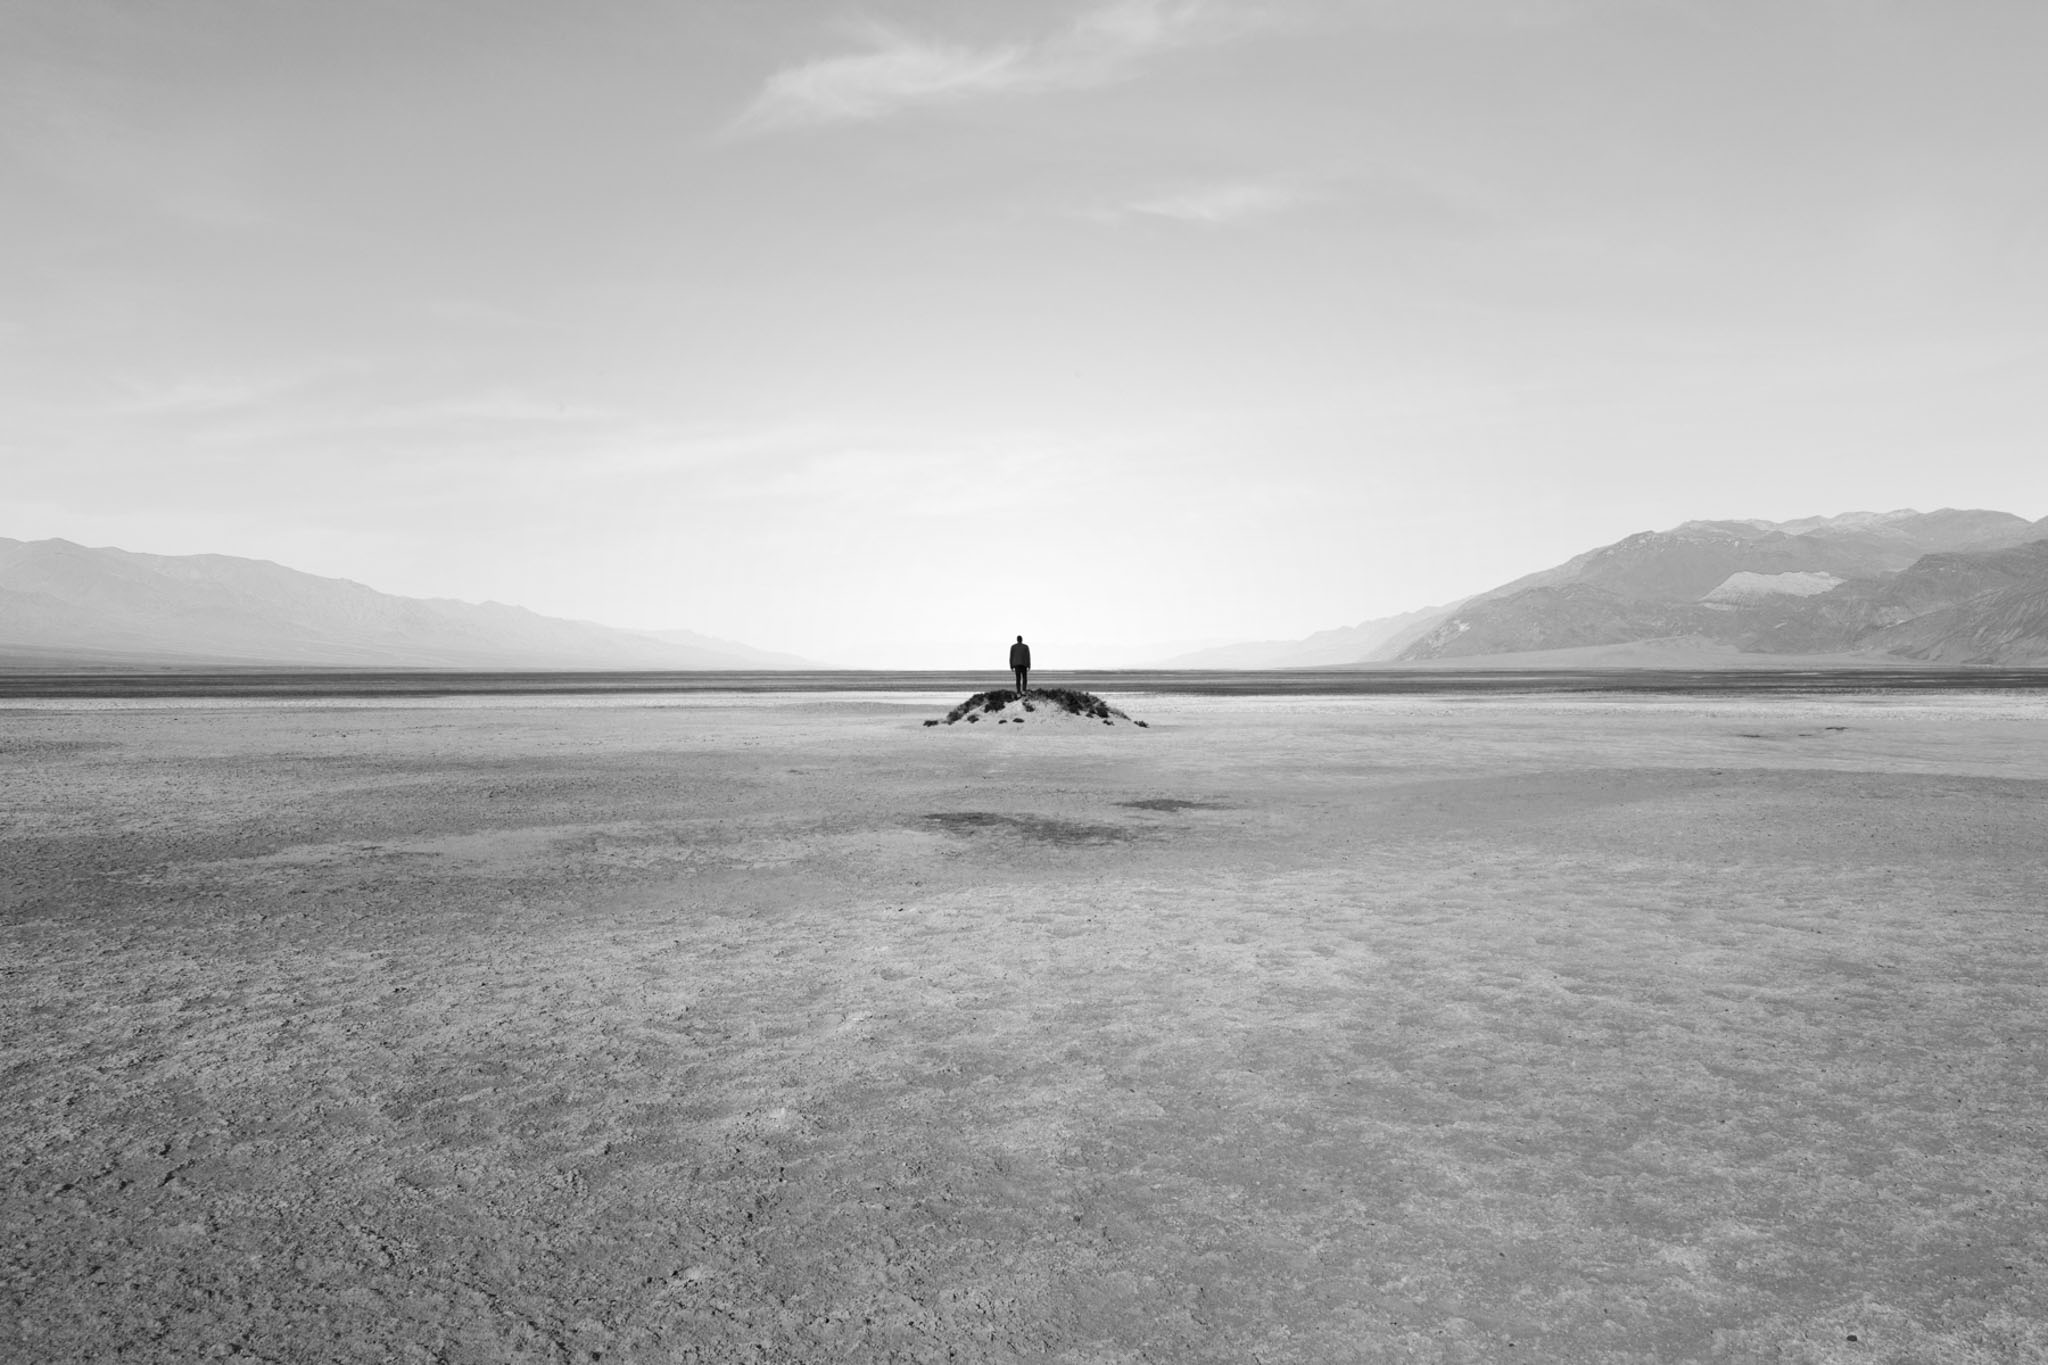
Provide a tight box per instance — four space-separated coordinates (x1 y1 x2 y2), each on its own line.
924 688 1148 728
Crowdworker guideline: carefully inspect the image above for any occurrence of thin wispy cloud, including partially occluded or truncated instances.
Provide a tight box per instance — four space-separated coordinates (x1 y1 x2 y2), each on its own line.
1123 179 1315 225
729 0 1227 134
732 28 1029 131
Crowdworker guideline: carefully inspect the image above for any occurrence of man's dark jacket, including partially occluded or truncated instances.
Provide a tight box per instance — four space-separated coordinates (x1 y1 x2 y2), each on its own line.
1009 641 1031 669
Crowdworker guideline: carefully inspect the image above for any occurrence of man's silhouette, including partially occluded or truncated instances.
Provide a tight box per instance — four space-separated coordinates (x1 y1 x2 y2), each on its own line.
1009 635 1031 694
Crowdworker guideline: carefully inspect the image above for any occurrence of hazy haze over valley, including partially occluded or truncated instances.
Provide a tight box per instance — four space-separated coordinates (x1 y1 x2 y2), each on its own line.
9 507 2044 669
0 537 819 670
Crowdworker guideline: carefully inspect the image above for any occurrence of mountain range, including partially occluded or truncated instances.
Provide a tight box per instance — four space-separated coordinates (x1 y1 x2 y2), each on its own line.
10 511 2048 670
1166 509 2048 668
0 538 817 669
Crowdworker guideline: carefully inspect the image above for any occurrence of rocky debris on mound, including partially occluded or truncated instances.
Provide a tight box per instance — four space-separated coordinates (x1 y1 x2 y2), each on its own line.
923 687 1148 728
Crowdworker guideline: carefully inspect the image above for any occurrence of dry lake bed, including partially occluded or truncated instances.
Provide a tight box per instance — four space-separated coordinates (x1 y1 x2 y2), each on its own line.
3 688 2045 1363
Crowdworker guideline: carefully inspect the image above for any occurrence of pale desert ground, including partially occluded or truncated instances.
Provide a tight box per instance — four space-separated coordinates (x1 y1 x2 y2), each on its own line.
3 689 2045 1364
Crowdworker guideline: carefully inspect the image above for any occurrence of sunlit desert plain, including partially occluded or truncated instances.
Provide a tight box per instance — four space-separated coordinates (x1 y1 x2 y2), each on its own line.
4 687 2045 1363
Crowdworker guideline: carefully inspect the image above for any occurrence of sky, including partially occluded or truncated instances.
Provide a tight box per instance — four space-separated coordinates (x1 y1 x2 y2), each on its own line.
4 0 2045 667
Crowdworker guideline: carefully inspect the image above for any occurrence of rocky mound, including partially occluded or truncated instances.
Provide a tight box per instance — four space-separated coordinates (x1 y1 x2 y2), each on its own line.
924 688 1147 729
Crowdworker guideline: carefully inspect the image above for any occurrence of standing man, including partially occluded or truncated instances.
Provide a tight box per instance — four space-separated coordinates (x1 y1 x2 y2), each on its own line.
1009 635 1031 695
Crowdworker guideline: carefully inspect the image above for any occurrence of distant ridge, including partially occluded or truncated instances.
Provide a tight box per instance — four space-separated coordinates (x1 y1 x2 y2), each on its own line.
1399 509 2048 666
1179 509 2048 669
0 537 819 669
1155 602 1460 669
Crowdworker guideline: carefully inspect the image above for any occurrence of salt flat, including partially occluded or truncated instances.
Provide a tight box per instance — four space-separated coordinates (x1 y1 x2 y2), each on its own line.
4 691 2045 1363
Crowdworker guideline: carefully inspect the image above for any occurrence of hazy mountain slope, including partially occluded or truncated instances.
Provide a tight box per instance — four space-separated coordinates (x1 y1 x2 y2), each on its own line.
1399 510 2048 665
1156 603 1458 668
1154 508 2046 671
635 627 818 670
1466 509 2039 609
0 538 811 668
1483 524 1876 605
1815 507 2039 554
1363 605 1466 662
1774 509 2041 579
1860 540 2048 617
1841 542 2048 663
1866 581 2048 663
1402 585 1716 659
1698 544 2048 656
1764 509 1921 535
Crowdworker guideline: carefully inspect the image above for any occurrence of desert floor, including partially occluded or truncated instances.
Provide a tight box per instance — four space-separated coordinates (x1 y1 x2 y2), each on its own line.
3 690 2045 1364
